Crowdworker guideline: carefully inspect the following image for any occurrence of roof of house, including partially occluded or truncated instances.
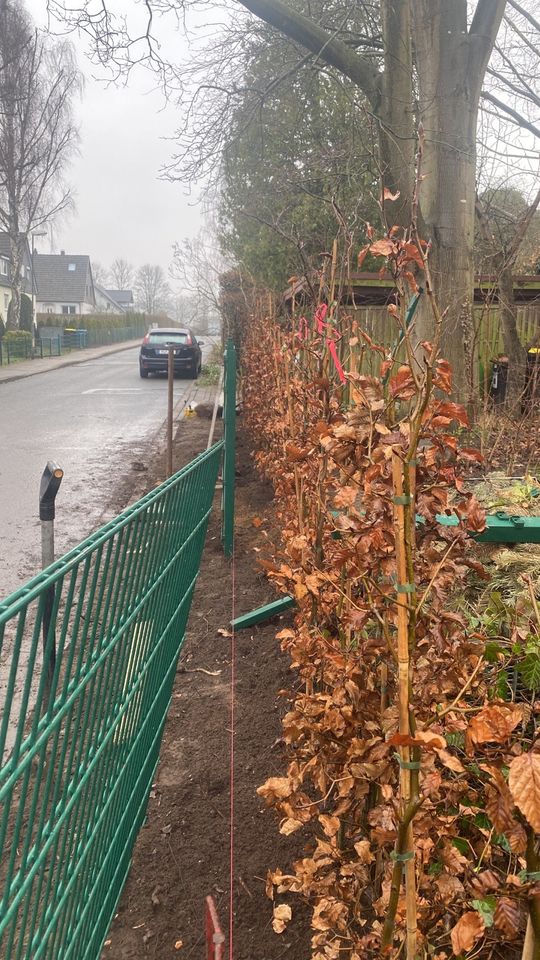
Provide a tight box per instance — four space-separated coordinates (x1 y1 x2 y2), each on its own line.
33 253 94 303
94 282 125 312
105 288 134 306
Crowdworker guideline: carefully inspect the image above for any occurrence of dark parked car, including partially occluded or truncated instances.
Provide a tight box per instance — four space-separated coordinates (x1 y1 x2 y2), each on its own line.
139 327 203 379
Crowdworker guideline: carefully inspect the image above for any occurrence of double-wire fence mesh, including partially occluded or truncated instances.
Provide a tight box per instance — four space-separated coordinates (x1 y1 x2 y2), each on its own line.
0 441 223 959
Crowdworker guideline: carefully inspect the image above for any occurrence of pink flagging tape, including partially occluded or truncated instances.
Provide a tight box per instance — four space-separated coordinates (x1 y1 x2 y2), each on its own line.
205 895 226 960
327 339 346 384
313 303 346 384
314 303 328 334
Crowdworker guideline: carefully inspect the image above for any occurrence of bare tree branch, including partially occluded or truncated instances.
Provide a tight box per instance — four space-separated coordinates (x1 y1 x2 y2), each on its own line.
235 0 381 106
481 89 540 140
507 0 540 34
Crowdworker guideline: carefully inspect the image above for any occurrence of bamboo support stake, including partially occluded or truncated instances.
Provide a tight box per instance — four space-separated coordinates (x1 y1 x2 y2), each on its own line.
521 918 535 960
392 451 418 960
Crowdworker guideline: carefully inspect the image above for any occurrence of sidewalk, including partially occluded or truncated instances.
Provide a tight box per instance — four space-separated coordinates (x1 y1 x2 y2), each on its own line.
0 339 141 386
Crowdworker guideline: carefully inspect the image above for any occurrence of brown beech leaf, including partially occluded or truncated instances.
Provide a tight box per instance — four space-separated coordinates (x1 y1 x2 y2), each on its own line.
312 897 347 932
369 238 395 257
466 703 522 752
469 869 500 896
441 842 469 876
506 822 528 854
389 732 445 751
435 874 465 901
466 496 487 533
275 628 295 641
435 748 466 774
272 903 292 934
357 244 370 268
285 442 310 462
382 187 400 202
401 240 425 269
279 818 303 836
485 783 514 835
319 815 340 838
508 751 540 832
435 401 469 427
258 777 292 803
354 840 375 863
459 447 484 463
450 911 485 955
494 897 522 939
389 365 415 400
434 358 453 394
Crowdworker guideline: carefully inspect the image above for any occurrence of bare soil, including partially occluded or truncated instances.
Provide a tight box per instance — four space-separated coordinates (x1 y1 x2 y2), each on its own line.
102 415 309 959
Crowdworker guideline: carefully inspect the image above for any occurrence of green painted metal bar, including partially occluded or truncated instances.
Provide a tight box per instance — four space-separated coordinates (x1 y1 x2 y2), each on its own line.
432 511 540 543
0 440 223 959
231 595 297 630
222 338 237 557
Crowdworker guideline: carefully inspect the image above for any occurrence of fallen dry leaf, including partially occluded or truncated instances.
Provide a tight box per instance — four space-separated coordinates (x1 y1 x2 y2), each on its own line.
279 817 303 836
508 751 540 832
272 903 292 934
450 911 485 954
467 703 522 751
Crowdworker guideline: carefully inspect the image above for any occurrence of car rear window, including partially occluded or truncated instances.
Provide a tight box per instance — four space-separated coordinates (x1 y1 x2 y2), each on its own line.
147 332 189 344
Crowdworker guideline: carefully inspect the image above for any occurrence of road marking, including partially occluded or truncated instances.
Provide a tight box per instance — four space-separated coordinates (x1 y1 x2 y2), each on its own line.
82 388 144 394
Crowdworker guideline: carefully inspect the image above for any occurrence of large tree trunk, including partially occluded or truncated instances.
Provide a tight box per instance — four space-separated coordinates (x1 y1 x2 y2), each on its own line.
379 1 415 230
236 0 506 399
411 1 480 402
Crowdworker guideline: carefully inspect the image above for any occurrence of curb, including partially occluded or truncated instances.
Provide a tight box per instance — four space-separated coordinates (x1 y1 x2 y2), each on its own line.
0 340 141 387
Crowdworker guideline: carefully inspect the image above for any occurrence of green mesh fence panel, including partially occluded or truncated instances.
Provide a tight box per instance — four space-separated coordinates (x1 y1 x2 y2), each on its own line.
0 441 223 959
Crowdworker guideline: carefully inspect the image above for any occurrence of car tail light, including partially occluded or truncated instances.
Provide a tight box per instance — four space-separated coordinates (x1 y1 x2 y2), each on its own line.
142 333 149 344
185 334 192 345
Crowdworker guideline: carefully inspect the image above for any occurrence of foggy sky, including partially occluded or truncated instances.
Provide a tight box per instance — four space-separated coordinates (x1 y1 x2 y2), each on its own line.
26 0 206 283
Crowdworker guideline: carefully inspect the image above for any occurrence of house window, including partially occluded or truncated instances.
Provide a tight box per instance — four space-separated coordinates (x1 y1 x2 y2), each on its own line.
61 305 76 314
68 263 76 271
0 259 7 276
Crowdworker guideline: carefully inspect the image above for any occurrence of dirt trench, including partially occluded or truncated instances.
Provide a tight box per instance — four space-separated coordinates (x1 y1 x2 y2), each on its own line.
102 417 309 959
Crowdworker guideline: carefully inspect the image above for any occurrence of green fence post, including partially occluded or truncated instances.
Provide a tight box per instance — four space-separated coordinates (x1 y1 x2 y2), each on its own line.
222 338 237 556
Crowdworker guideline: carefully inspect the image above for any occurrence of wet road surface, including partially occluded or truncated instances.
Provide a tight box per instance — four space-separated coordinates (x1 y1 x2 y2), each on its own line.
0 347 207 598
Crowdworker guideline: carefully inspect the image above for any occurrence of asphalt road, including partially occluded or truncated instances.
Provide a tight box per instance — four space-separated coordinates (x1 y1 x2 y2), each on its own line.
0 346 210 599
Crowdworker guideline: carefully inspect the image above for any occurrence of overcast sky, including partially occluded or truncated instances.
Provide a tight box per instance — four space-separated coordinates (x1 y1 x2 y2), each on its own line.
26 0 208 284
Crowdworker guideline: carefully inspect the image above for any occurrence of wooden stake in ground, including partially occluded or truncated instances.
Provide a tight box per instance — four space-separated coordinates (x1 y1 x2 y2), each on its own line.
390 451 418 959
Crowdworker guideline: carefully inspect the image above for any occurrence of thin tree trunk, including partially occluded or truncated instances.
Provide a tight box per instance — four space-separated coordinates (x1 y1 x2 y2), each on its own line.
7 232 24 331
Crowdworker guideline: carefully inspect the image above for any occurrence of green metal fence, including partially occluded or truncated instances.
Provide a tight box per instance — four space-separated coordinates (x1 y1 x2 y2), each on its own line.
0 441 224 959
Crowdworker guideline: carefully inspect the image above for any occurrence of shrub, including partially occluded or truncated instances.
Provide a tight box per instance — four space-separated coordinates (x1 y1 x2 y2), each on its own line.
20 294 33 333
3 329 32 343
37 312 151 332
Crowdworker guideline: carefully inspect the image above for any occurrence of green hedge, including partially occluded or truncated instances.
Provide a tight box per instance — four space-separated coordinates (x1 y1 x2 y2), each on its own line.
3 329 32 344
36 312 150 332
